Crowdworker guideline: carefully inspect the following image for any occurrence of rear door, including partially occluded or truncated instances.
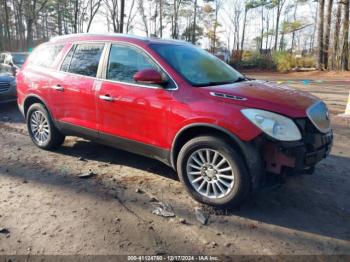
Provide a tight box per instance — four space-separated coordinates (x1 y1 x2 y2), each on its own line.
49 43 105 131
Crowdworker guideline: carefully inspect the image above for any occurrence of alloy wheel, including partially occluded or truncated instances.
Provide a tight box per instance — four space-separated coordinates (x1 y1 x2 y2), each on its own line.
186 148 235 199
30 111 50 145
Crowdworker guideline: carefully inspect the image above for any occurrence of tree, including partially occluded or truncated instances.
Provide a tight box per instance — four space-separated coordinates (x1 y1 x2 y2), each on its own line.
74 0 79 33
332 1 342 69
119 0 125 33
191 0 198 43
86 0 102 32
138 0 149 36
105 0 119 33
202 0 223 52
240 3 250 60
3 0 11 50
316 0 325 70
212 0 223 52
24 0 49 48
280 20 305 50
225 0 244 53
323 0 333 69
159 0 164 37
269 0 287 50
340 0 349 70
55 0 63 35
290 0 308 52
125 0 136 33
171 0 187 39
182 23 203 43
245 0 268 52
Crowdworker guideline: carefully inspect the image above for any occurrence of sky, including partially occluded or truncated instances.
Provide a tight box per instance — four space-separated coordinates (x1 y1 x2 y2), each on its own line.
88 0 318 51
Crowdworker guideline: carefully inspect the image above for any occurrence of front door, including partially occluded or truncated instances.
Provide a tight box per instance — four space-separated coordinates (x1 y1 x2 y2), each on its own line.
97 43 175 151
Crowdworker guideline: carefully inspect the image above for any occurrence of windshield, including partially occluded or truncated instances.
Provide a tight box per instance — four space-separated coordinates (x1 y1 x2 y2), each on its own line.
149 43 244 86
0 64 13 76
11 53 28 65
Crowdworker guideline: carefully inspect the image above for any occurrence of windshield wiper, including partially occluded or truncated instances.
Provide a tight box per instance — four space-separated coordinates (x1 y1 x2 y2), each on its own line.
193 77 247 87
233 76 247 83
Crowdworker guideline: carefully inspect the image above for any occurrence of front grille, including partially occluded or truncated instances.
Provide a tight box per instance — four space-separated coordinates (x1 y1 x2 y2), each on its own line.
295 118 332 151
306 101 331 133
293 117 333 167
0 81 10 92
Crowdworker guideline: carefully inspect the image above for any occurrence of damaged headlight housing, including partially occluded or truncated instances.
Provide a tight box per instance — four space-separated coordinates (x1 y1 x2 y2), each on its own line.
241 108 302 141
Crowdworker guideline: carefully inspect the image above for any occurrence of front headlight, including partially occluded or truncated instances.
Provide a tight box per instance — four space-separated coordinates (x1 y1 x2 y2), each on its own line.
241 108 302 141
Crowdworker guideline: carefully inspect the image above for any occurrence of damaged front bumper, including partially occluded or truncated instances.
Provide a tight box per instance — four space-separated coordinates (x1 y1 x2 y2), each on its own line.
242 117 333 189
261 131 333 175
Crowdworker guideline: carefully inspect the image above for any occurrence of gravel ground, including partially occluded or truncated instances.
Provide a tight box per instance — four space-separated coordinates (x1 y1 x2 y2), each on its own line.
0 73 350 255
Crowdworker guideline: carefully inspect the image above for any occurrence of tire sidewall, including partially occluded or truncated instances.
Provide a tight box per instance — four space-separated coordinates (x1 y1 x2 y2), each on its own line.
26 103 53 149
177 136 250 207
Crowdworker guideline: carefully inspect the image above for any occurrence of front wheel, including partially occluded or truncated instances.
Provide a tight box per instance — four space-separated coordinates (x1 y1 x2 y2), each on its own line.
26 103 65 150
177 136 251 208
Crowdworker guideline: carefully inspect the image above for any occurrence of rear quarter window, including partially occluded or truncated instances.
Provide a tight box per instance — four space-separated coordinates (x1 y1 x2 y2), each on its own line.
60 43 104 77
29 44 64 68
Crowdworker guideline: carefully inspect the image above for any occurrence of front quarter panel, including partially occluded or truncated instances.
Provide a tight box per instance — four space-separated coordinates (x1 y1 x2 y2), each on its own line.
168 85 262 145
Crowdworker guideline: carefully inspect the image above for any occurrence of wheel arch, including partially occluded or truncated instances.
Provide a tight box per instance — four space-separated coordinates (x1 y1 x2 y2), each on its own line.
171 123 264 189
23 94 51 118
171 124 246 168
23 95 58 129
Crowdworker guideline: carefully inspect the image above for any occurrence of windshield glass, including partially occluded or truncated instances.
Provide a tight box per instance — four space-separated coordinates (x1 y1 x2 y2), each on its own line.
0 64 13 76
149 43 244 86
12 53 28 65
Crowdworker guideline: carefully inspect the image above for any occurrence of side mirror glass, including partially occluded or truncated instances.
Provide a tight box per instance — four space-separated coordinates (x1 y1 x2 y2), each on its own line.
133 69 166 85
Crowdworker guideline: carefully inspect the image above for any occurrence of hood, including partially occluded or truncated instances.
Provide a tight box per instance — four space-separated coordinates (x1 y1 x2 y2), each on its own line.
204 80 319 118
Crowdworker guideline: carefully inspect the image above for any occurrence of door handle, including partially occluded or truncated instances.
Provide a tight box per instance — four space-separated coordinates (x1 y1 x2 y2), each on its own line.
99 95 115 102
51 84 64 91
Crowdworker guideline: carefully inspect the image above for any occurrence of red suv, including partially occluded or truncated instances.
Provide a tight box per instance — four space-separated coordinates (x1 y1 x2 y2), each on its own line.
17 34 333 207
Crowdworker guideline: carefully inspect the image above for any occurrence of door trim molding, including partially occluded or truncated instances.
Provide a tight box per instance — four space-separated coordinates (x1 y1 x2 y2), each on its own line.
57 121 172 167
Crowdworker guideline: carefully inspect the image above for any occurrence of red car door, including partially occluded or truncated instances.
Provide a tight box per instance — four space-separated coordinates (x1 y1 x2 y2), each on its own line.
97 43 175 150
49 43 105 131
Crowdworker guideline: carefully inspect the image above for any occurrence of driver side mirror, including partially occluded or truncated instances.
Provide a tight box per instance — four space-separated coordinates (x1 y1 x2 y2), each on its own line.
133 69 166 85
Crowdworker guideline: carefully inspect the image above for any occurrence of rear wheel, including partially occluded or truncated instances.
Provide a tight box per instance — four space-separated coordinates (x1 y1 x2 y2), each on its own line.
26 103 65 149
177 136 251 208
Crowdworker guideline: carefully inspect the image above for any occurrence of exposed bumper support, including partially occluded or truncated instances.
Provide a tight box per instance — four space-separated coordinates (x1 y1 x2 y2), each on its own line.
241 129 333 188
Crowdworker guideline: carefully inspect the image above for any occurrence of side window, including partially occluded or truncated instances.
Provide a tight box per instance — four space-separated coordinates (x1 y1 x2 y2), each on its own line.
61 43 104 77
60 46 75 72
106 44 159 84
30 44 64 68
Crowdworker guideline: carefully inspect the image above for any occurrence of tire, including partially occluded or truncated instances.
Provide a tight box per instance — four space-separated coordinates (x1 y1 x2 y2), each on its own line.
26 103 65 150
177 136 251 208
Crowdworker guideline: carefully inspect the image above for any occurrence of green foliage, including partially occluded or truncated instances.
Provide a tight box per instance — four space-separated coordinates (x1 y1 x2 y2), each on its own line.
272 52 316 72
281 20 305 34
233 52 276 70
296 56 316 68
246 0 269 9
181 24 204 43
232 51 316 72
272 51 295 72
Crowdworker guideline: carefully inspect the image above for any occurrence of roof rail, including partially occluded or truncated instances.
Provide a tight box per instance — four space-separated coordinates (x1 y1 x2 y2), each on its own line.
49 33 193 46
50 33 148 42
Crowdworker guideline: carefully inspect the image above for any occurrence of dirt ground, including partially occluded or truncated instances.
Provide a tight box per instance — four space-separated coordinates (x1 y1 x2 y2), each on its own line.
0 72 350 256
